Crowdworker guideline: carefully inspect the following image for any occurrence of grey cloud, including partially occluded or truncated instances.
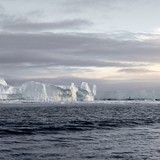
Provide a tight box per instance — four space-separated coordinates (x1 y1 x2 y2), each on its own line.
0 31 160 81
0 52 142 68
0 4 5 12
118 68 156 73
2 19 93 32
61 0 158 9
60 0 154 14
0 1 92 32
0 4 28 27
0 32 160 66
0 2 93 33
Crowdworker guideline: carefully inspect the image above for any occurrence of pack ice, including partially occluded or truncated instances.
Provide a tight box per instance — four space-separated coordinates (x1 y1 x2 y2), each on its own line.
0 78 96 102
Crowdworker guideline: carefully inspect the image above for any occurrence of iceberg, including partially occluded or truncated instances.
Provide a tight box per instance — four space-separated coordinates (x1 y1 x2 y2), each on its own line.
0 78 7 86
77 82 96 101
0 78 96 102
20 81 78 102
0 78 18 100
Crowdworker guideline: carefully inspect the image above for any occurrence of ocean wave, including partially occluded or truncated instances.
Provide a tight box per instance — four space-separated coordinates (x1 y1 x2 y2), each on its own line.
0 118 159 136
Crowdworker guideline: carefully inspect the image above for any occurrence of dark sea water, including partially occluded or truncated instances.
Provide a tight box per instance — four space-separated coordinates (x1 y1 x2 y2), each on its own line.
0 102 160 160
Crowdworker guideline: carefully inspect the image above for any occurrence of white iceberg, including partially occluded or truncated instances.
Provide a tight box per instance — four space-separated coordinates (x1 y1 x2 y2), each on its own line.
77 82 96 101
20 81 79 102
0 78 7 86
0 78 96 102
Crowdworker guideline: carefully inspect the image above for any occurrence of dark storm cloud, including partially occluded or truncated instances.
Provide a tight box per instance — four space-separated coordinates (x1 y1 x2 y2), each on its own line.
2 19 93 32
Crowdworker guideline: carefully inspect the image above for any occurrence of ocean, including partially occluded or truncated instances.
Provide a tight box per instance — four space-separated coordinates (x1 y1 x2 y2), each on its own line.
0 101 160 160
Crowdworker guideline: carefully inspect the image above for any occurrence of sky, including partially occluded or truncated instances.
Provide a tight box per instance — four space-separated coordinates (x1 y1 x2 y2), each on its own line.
1 0 160 95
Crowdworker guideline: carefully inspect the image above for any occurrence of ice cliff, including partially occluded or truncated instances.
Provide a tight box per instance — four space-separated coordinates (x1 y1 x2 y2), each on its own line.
0 78 96 102
0 78 18 100
77 82 96 101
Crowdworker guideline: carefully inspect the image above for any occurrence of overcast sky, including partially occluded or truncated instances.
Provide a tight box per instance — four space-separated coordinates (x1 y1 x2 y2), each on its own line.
1 0 160 94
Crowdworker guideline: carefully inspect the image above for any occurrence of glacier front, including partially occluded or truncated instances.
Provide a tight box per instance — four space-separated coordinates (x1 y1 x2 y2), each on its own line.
0 78 96 102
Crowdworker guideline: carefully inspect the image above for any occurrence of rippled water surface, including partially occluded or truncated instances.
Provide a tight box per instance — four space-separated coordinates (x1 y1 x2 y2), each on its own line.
1 102 160 160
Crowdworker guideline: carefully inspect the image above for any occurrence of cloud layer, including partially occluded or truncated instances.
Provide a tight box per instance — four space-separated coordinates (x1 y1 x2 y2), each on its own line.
0 0 160 94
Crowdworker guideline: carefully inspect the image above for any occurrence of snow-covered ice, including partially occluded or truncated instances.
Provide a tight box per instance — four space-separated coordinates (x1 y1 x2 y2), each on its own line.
0 78 96 102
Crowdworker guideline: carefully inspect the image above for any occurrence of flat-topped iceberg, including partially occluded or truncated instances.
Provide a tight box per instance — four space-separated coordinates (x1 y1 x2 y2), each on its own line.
20 81 78 102
0 79 96 102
